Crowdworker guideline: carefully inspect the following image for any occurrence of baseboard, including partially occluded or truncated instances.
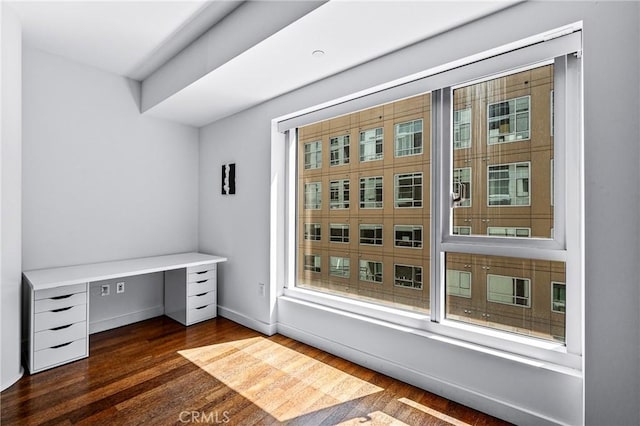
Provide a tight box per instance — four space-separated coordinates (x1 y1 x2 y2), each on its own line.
89 306 164 334
277 322 563 426
218 306 277 336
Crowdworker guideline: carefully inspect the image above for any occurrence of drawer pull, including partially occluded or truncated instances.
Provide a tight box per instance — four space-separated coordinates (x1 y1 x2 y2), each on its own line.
51 294 73 300
195 305 209 310
51 307 72 313
51 342 73 349
195 293 207 297
196 270 208 275
196 280 208 284
51 324 73 331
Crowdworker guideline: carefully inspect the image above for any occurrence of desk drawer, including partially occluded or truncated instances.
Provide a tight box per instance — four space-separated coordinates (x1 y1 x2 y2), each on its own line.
187 263 216 274
187 278 216 296
34 338 87 372
34 321 87 351
188 269 215 283
35 292 86 313
187 291 216 310
34 304 87 332
35 283 87 300
187 303 216 324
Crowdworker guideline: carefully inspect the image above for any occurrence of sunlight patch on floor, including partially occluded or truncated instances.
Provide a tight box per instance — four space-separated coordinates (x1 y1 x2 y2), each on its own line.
178 337 383 422
335 410 410 425
398 397 472 426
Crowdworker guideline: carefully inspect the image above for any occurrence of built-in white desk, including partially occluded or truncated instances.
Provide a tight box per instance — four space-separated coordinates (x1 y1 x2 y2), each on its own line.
22 252 227 373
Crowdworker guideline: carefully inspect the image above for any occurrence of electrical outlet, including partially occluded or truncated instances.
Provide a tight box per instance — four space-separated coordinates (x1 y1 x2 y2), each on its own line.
116 281 125 294
258 282 265 297
101 284 110 296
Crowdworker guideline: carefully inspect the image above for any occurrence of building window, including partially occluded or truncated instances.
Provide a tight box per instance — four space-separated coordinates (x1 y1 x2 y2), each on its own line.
329 224 350 243
304 182 321 209
395 264 422 289
359 127 383 162
303 140 322 169
453 108 471 149
453 167 471 207
330 135 350 166
487 227 530 238
487 162 530 206
487 274 531 307
359 260 383 283
359 224 383 246
552 282 566 313
360 176 383 208
330 256 350 278
452 226 471 235
303 223 321 241
487 95 530 144
395 119 423 157
304 255 321 273
394 225 422 248
395 172 422 208
446 270 471 297
329 179 350 209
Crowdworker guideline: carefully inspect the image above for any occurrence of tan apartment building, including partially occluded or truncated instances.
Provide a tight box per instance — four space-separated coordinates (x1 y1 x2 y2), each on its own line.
297 64 565 342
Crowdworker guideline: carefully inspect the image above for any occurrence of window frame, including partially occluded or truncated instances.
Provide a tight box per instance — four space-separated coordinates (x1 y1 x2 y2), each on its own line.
329 223 350 243
394 172 423 208
329 179 350 210
359 176 383 209
487 95 531 145
394 225 423 249
446 269 472 298
303 223 321 241
486 274 532 308
359 127 384 162
359 224 383 246
277 29 583 370
453 108 472 149
303 140 322 169
330 134 350 166
394 118 423 157
394 264 423 290
486 161 531 207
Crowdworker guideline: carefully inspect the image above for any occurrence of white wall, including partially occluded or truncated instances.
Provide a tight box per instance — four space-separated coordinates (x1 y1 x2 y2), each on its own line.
1 3 24 391
22 48 200 271
199 2 640 425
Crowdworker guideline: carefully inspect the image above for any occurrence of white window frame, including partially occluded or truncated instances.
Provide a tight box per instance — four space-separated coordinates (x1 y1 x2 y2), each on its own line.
394 225 423 249
330 134 350 166
359 176 383 209
329 179 350 209
487 161 531 207
329 223 350 243
446 269 472 298
359 224 383 246
276 28 583 370
453 108 471 149
359 127 384 162
303 140 322 169
394 119 423 157
394 172 423 208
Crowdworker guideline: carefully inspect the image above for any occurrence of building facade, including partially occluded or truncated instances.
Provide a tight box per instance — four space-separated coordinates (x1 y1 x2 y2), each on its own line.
297 64 565 342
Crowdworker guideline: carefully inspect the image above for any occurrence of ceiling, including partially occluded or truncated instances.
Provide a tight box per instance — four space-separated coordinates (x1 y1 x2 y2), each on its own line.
7 0 518 128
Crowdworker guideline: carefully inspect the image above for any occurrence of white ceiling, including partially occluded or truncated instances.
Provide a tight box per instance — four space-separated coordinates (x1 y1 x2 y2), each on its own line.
7 0 518 128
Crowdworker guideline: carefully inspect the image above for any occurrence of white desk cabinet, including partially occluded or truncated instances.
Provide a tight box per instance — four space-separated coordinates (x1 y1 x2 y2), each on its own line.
165 263 218 326
22 252 226 373
23 282 90 374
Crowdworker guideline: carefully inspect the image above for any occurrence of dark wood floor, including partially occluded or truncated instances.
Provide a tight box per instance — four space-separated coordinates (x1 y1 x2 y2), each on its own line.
2 316 511 425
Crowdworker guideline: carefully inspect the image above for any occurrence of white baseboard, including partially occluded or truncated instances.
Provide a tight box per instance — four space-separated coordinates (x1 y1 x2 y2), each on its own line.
89 306 164 334
218 306 277 336
276 322 562 426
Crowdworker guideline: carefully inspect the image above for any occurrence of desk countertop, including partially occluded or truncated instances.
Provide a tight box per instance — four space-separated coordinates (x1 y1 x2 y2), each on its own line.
23 252 227 291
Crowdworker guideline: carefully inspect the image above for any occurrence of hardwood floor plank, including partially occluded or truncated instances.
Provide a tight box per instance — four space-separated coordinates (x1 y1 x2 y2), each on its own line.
2 317 511 425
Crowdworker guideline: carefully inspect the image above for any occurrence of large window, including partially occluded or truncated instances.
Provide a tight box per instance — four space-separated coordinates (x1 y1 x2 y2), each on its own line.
395 119 423 156
329 179 350 209
359 127 384 162
487 162 530 206
394 173 422 208
487 95 530 144
286 31 581 363
360 176 383 208
330 135 350 166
